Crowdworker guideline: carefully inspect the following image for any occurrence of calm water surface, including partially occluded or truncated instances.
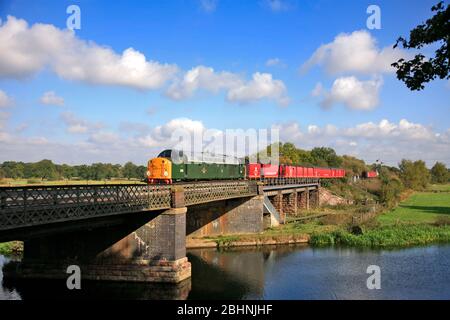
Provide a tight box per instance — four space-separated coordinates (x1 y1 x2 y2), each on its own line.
1 244 450 299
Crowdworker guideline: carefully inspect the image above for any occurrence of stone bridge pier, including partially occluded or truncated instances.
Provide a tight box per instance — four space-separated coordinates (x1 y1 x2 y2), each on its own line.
267 186 320 222
4 207 191 283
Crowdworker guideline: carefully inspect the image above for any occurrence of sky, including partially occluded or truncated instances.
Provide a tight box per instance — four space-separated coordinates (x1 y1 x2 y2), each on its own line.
0 0 449 166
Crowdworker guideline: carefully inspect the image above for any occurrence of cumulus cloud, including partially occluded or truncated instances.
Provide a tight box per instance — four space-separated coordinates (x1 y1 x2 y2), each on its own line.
319 76 383 110
138 118 205 148
167 66 289 105
301 30 405 75
274 119 450 166
227 72 290 105
0 90 14 108
40 91 64 106
166 66 241 100
0 116 449 166
0 16 178 90
0 16 290 106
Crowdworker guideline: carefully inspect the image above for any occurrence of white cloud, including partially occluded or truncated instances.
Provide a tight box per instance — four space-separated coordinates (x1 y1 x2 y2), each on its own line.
60 111 103 134
138 118 205 148
166 66 241 100
40 91 64 106
274 119 450 166
0 116 449 166
227 72 290 106
266 58 285 67
167 66 289 105
0 16 178 90
301 30 405 75
199 0 218 13
320 76 383 110
0 90 14 108
0 16 290 106
263 0 292 12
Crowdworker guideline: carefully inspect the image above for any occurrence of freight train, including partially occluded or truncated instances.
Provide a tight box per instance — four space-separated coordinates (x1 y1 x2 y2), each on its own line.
147 149 346 184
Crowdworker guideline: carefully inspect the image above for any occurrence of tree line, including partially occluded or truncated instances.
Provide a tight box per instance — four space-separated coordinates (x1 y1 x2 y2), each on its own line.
0 160 147 181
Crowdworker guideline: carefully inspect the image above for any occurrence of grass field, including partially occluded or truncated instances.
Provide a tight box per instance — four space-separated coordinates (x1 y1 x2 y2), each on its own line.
377 191 450 225
0 178 145 187
428 184 450 192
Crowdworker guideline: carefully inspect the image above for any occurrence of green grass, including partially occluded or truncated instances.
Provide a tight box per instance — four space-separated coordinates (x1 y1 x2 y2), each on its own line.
310 224 450 248
428 184 450 192
377 191 450 225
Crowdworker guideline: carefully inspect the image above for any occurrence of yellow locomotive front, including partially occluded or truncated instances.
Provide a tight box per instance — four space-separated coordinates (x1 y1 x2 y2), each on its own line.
147 157 172 184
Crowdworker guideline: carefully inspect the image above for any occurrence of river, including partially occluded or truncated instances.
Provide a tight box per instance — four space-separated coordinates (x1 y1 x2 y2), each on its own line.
1 244 450 300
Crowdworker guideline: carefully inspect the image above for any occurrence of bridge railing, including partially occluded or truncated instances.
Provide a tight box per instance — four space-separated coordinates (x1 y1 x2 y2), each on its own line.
184 181 258 206
0 181 259 231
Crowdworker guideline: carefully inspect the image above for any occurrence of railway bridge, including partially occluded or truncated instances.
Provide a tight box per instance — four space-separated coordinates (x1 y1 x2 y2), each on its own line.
0 179 320 283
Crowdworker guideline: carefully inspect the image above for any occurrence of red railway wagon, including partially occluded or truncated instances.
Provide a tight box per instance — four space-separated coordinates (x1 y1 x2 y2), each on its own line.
296 166 305 178
281 165 296 178
365 171 378 178
247 163 261 179
261 164 279 178
315 167 331 178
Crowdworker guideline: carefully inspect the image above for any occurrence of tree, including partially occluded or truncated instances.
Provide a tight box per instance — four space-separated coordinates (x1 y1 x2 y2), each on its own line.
341 155 367 177
310 147 342 167
392 1 450 90
32 159 58 180
399 159 430 190
431 162 448 183
1 161 25 179
122 162 138 180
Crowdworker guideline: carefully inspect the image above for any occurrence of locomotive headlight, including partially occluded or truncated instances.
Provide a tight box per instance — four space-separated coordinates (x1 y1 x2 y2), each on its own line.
147 170 151 176
164 171 168 177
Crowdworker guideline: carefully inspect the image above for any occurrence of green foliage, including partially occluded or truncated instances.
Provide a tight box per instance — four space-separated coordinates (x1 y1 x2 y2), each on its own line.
311 147 342 167
392 1 450 90
310 224 450 248
379 179 403 208
399 159 430 190
258 143 343 168
0 160 147 181
378 168 404 207
431 162 448 183
341 155 367 177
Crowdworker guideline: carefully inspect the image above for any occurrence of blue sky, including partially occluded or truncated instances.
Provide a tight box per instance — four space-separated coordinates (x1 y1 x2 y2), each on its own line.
0 0 449 166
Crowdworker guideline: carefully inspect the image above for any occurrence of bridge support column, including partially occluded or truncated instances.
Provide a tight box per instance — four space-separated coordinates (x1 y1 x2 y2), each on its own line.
309 188 320 209
273 191 285 224
4 208 191 283
282 192 297 218
298 188 310 212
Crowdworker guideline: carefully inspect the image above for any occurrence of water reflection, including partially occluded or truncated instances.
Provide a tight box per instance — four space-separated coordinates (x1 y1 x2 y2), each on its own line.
0 256 22 300
2 244 450 300
187 245 450 300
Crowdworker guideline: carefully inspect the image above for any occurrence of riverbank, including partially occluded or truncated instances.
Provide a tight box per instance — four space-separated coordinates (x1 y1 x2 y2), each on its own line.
193 185 450 249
